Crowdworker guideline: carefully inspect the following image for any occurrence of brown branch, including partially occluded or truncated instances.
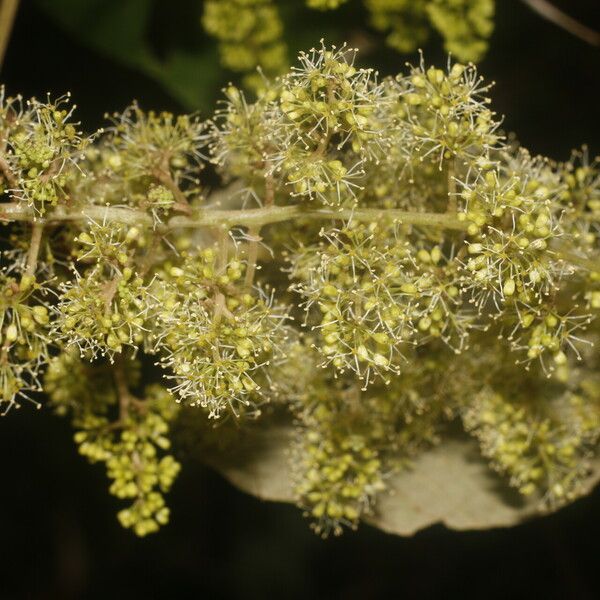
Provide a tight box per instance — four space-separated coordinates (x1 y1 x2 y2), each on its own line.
0 0 20 71
113 356 146 419
212 290 233 323
244 173 275 289
0 154 17 189
521 0 600 46
101 275 121 311
24 221 43 277
113 356 132 420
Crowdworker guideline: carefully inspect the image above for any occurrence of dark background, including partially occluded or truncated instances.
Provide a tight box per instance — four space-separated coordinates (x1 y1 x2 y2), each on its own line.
1 1 599 598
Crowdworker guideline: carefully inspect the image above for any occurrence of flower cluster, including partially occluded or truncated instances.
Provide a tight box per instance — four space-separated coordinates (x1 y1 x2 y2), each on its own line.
294 382 387 536
367 0 494 62
308 0 349 8
292 354 445 535
201 1 495 89
0 268 49 413
211 44 394 207
1 44 599 539
45 351 181 536
53 221 153 360
0 89 88 215
276 46 391 205
202 0 287 90
461 341 600 505
209 84 281 183
400 59 500 168
153 245 290 418
292 219 475 384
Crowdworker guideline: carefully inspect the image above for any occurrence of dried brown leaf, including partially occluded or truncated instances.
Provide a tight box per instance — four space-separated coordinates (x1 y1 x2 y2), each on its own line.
206 423 600 536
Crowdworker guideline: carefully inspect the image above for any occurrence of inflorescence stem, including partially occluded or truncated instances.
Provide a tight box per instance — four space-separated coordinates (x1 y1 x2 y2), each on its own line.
0 202 467 231
2 202 597 272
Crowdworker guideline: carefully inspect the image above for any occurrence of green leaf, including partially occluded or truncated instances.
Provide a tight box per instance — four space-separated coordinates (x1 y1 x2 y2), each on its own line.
35 0 220 111
206 422 600 536
141 47 221 113
36 0 154 66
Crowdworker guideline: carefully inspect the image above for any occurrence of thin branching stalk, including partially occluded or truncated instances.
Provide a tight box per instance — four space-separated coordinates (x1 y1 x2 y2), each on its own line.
244 174 275 288
521 0 600 46
24 222 43 277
